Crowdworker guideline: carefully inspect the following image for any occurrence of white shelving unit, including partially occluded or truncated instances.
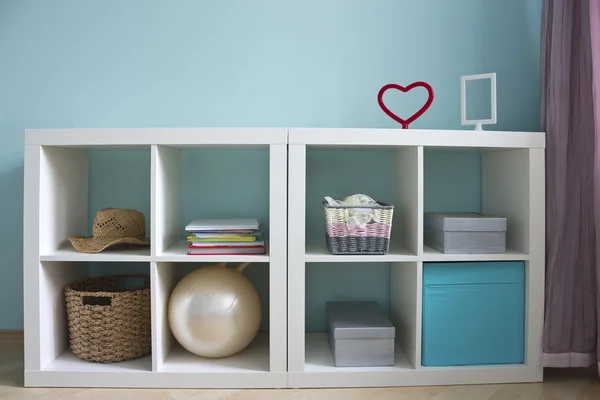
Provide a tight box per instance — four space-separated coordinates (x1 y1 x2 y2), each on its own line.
23 128 288 388
23 127 545 389
287 128 545 388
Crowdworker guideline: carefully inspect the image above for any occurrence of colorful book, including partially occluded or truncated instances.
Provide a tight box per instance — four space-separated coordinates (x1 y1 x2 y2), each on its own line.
188 240 264 247
187 236 258 242
187 245 266 255
190 232 259 238
185 218 261 232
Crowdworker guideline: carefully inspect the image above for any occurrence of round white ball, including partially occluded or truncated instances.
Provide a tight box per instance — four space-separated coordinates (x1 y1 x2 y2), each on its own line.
168 265 261 358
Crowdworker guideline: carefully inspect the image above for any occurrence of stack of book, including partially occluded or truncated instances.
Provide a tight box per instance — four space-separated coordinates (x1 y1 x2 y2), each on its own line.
185 218 266 255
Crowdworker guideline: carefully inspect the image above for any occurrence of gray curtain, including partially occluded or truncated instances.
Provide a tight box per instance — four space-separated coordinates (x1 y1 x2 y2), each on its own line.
592 0 600 375
541 0 599 372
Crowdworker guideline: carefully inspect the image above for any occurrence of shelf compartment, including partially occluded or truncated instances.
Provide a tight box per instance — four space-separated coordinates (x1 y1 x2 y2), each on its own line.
304 146 422 258
421 261 525 367
36 261 151 372
153 262 272 373
37 145 151 260
296 262 421 374
152 145 271 258
424 147 533 257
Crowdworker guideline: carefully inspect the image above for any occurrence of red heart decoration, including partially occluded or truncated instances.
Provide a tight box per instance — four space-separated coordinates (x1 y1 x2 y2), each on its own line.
377 82 434 129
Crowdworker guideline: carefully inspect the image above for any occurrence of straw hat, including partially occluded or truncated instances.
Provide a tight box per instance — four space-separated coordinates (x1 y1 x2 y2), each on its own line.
69 208 151 253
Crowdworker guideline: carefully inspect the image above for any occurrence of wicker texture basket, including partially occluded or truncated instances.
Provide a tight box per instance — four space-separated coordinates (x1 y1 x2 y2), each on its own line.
323 200 394 255
64 275 151 363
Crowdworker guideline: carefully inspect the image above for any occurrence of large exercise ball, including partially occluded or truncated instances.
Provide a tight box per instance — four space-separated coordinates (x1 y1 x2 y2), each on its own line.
168 263 261 358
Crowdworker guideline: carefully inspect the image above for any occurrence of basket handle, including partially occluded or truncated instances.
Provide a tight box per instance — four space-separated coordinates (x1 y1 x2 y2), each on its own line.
78 274 149 306
82 296 112 306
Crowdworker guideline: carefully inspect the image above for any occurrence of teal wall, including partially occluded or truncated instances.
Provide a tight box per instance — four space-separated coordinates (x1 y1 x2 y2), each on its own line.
0 0 542 330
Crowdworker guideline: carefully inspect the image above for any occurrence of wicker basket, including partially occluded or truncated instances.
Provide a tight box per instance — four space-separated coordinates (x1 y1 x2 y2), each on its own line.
64 275 151 363
323 200 394 255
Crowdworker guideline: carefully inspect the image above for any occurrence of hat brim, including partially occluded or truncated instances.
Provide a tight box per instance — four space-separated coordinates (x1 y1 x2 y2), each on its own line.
68 236 151 253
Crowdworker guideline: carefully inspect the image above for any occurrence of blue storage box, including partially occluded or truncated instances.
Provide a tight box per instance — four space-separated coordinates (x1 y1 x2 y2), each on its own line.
422 261 525 366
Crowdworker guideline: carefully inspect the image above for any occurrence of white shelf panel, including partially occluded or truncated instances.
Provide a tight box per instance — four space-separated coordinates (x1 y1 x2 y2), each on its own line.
25 371 286 389
422 246 529 262
160 334 270 373
40 245 151 262
304 333 412 373
26 337 285 388
25 128 288 147
290 334 541 388
305 241 417 263
289 128 545 149
157 240 270 263
43 350 152 372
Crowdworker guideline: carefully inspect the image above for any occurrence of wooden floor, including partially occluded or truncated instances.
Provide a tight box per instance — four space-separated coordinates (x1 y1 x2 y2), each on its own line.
1 343 599 400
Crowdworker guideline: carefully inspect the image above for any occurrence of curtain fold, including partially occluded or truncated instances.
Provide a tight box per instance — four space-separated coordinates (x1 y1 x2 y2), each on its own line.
590 0 600 374
541 0 599 371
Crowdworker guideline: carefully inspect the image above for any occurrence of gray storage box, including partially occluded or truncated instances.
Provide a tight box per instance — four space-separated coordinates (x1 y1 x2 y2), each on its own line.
424 212 507 254
326 301 395 367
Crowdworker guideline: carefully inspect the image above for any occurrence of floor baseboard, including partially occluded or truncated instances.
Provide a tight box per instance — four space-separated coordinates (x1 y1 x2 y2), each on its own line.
0 330 24 343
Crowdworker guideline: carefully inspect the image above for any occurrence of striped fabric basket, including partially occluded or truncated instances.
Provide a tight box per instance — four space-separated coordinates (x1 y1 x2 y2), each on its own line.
323 200 394 255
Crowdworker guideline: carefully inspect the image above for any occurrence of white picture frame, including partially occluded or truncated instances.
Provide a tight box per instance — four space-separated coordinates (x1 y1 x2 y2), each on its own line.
461 72 497 130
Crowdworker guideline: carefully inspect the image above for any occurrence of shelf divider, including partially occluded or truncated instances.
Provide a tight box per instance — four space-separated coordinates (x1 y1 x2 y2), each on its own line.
152 145 182 257
390 261 423 369
268 144 288 373
525 149 546 370
287 144 307 373
393 146 423 257
152 262 178 372
24 144 42 371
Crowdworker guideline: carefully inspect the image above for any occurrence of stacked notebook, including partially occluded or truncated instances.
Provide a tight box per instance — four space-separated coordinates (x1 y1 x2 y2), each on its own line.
185 218 266 255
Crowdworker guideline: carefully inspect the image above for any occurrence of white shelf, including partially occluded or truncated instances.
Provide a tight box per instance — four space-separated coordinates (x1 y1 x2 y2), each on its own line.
28 346 285 388
305 240 416 262
288 128 545 149
24 128 288 389
43 350 152 372
286 333 540 388
304 242 529 263
160 334 270 373
304 333 412 372
24 127 545 389
25 127 288 147
39 241 271 263
287 128 546 389
158 240 270 263
40 244 151 262
421 245 530 262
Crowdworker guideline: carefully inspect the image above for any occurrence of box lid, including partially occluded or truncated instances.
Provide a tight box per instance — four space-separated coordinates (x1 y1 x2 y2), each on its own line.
424 212 507 232
423 261 525 285
326 301 395 339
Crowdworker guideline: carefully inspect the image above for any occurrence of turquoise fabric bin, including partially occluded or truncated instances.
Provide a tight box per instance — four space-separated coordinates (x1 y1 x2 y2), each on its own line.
422 261 525 366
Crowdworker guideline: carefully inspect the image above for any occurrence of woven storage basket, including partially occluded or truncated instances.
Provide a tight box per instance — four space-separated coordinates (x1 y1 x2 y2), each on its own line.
323 200 394 255
64 274 151 363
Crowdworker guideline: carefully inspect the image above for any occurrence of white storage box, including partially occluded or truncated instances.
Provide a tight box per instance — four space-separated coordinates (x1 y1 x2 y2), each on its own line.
326 301 395 367
424 212 507 254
